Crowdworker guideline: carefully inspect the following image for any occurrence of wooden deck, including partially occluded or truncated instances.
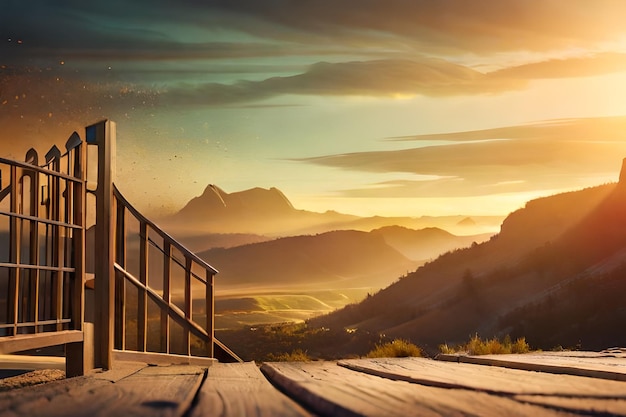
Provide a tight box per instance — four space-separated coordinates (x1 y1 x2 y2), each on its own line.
1 351 626 416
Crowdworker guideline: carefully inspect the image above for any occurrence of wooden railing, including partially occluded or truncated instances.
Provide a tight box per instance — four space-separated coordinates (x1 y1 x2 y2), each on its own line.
84 121 241 366
0 134 86 376
0 119 240 375
112 185 240 364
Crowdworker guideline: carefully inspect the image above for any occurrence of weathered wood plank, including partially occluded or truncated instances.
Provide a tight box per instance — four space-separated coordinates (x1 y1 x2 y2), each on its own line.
339 357 626 397
0 374 110 417
91 361 147 382
0 364 204 417
261 361 576 417
112 349 217 367
190 362 312 417
0 330 83 354
0 354 65 371
437 352 626 381
516 395 626 416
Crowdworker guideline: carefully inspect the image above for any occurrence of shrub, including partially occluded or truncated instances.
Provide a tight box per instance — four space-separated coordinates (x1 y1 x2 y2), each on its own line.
438 343 455 354
366 339 423 358
440 334 530 355
511 337 530 354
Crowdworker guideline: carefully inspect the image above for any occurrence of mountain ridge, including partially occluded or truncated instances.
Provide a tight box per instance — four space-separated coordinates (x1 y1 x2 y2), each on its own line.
197 226 491 294
162 184 504 237
310 171 626 351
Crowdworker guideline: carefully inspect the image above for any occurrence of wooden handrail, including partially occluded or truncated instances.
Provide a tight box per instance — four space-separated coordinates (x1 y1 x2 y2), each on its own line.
114 263 210 341
111 184 242 362
1 120 241 373
113 185 218 275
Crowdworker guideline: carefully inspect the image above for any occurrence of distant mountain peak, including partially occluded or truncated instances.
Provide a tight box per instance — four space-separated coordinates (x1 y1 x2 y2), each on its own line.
201 184 228 207
457 217 476 227
176 184 296 222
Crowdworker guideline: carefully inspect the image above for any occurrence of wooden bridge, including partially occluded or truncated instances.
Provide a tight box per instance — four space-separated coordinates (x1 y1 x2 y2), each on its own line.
0 120 240 377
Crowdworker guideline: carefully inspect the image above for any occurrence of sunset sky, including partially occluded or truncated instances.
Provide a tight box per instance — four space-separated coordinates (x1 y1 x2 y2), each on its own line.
3 1 626 218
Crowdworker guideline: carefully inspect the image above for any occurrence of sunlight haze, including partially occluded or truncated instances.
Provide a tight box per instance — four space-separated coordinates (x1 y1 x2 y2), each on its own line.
2 1 626 218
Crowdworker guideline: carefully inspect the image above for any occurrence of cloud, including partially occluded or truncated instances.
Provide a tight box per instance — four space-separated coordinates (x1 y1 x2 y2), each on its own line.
490 53 626 80
297 116 626 198
3 2 626 112
3 1 626 67
162 53 626 106
162 58 522 106
207 0 626 54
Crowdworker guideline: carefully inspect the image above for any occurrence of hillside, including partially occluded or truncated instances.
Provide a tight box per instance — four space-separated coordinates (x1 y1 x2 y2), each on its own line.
371 226 491 262
198 230 419 292
193 226 491 294
311 169 626 352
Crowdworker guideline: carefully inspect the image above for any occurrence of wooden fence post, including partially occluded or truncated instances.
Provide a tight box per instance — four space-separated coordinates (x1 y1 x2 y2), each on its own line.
87 120 117 370
65 133 88 377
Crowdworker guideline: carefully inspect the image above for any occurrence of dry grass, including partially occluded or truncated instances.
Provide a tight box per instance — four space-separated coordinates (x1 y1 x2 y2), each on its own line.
366 339 423 358
439 334 530 356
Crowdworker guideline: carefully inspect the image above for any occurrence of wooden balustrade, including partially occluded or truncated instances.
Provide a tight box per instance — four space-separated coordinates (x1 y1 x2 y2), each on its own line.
0 120 240 376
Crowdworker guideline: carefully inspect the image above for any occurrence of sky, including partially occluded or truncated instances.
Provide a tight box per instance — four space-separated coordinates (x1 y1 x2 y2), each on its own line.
2 1 626 219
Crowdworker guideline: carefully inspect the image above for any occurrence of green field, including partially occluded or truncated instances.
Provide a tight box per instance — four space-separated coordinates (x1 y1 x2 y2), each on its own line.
214 288 372 330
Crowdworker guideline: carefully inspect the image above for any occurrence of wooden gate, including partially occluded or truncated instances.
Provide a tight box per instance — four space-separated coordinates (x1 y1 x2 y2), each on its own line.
0 120 240 377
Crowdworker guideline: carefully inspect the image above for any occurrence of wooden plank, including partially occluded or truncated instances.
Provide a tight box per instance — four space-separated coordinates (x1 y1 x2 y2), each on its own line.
112 349 216 367
0 364 203 417
0 330 83 354
437 352 626 381
0 374 111 417
261 361 575 417
516 395 626 416
339 357 626 397
91 361 147 382
190 362 312 417
0 354 65 371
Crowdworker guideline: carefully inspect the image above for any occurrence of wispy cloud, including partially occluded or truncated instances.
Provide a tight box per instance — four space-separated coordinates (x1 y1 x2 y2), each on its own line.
297 117 626 197
162 53 626 106
206 0 626 54
4 1 626 65
162 58 522 106
3 1 626 108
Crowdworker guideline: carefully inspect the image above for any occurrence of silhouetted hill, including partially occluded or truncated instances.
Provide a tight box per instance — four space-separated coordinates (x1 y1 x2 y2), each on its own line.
173 232 271 253
193 225 491 293
311 167 626 352
197 230 419 292
371 226 491 261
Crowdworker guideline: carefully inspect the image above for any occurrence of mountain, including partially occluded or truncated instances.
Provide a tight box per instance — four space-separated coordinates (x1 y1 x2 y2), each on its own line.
161 184 504 237
194 225 493 294
371 226 491 262
162 184 358 236
179 185 295 217
311 162 626 352
198 230 419 292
